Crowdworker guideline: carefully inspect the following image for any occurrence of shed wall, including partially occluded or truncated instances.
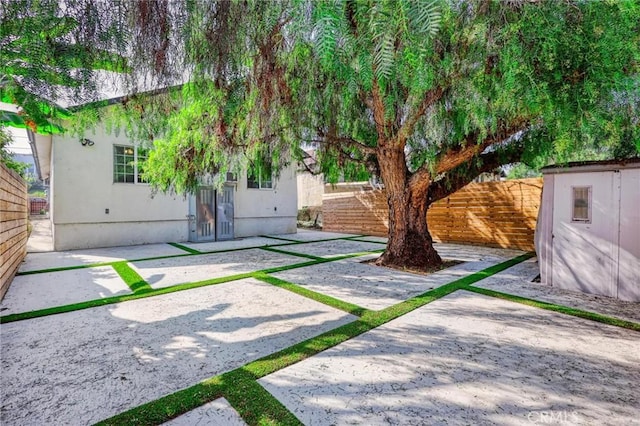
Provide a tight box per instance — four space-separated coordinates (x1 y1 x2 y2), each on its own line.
617 169 640 301
540 166 640 302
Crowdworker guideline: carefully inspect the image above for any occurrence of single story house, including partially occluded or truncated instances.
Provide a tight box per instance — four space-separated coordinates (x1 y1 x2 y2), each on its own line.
30 114 297 251
535 158 640 302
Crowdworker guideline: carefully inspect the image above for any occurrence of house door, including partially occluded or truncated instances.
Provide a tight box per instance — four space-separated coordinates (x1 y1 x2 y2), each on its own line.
188 185 234 242
551 172 618 298
193 186 217 242
216 185 234 240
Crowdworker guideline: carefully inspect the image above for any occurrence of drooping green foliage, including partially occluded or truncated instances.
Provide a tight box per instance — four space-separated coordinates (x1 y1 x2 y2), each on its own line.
0 0 128 134
106 0 638 197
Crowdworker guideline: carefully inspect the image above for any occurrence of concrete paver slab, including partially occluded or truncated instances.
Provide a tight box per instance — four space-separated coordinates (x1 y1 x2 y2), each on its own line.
335 243 523 265
18 243 187 273
164 398 246 426
268 229 359 242
26 218 53 253
130 249 304 289
474 258 640 324
434 243 525 262
272 257 497 310
260 291 640 426
180 237 284 253
350 235 388 244
282 240 384 258
0 279 356 425
0 266 131 314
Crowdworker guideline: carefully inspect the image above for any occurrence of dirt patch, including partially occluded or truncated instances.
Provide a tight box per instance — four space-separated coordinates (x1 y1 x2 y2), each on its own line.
361 258 463 275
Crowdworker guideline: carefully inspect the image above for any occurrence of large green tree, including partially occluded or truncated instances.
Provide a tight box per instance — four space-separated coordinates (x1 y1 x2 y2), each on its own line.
103 0 640 269
0 0 127 134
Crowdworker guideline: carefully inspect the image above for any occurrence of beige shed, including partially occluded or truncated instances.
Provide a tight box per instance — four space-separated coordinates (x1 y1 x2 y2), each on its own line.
535 158 640 302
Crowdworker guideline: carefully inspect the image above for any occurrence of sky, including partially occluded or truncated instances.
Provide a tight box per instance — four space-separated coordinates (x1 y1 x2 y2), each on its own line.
1 102 32 156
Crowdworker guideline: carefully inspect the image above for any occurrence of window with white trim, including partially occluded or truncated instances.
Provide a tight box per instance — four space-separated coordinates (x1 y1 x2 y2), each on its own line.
247 162 273 189
113 145 148 183
572 186 591 222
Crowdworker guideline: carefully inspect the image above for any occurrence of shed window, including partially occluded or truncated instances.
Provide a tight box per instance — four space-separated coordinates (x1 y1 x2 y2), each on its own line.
572 186 591 222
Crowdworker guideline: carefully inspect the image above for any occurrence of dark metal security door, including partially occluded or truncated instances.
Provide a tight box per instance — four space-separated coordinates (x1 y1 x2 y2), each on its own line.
216 185 234 240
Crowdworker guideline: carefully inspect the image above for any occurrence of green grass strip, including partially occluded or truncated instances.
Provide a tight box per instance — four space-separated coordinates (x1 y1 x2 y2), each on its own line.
16 236 377 277
259 246 325 261
343 237 387 245
2 250 387 324
167 242 201 254
465 286 640 332
259 250 385 275
16 253 195 276
95 253 534 426
222 369 303 426
260 234 366 245
255 273 369 317
111 262 152 293
258 234 303 243
0 272 254 324
16 240 322 276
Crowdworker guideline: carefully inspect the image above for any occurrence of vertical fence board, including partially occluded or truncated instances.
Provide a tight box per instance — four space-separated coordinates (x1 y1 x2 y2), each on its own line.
323 178 542 251
0 162 28 300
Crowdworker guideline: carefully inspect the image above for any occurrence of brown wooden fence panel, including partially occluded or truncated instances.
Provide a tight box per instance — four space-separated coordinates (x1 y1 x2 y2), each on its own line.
323 178 543 251
0 162 28 300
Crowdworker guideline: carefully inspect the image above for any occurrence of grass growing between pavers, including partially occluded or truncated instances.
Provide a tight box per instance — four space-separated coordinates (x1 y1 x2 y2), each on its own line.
95 253 536 426
259 246 325 261
0 272 252 324
167 242 202 254
254 273 369 317
1 251 383 324
466 286 640 332
260 235 366 244
343 237 388 244
16 237 370 276
15 254 195 276
111 262 152 293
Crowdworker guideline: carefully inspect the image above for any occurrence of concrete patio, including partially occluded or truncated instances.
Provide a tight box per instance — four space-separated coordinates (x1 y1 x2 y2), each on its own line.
1 229 638 425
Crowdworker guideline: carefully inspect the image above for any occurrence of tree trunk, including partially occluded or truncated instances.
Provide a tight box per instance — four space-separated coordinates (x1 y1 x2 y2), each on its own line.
375 145 442 269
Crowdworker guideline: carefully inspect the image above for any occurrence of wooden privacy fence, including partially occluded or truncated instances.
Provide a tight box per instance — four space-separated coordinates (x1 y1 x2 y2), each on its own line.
323 178 543 251
1 162 28 300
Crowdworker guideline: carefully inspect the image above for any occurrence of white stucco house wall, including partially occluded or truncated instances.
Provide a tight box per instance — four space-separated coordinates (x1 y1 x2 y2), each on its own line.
31 118 297 251
535 158 640 302
296 149 324 209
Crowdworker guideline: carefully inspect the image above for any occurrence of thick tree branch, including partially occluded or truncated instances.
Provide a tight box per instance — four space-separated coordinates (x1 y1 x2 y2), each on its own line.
409 117 530 191
371 78 389 145
397 86 444 146
311 133 376 155
427 143 526 204
435 118 529 175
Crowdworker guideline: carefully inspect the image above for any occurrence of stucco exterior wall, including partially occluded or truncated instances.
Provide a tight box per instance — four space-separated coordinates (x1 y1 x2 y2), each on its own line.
51 124 189 250
297 172 324 208
233 165 298 237
49 121 297 249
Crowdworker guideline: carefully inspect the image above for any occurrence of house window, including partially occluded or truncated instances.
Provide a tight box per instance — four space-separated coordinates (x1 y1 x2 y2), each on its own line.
572 186 591 222
247 162 273 189
113 145 148 183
